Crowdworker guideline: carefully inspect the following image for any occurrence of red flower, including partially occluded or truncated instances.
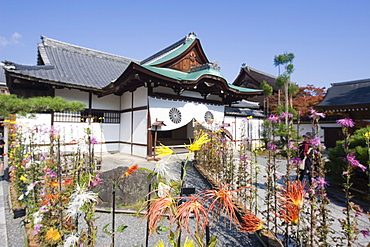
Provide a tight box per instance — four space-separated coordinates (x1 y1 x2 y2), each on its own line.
239 212 263 232
122 164 138 177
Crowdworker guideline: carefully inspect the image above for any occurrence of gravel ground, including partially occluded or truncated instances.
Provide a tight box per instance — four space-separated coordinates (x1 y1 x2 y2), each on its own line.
2 181 26 247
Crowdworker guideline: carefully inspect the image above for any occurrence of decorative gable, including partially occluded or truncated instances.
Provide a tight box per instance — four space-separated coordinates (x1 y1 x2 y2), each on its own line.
154 39 209 73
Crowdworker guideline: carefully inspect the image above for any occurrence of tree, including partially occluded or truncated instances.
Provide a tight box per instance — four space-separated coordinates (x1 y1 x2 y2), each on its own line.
273 53 294 127
260 80 273 116
0 95 86 120
268 84 326 117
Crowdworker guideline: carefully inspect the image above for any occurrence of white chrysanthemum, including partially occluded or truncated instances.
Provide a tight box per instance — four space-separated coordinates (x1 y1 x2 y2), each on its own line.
154 161 169 178
33 211 43 225
25 182 37 196
63 233 79 247
157 182 172 198
65 184 97 219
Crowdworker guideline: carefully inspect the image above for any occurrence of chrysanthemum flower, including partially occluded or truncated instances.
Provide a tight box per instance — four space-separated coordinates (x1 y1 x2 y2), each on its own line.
45 228 61 241
122 164 138 177
63 233 79 247
65 184 97 219
145 190 176 233
239 212 263 232
199 181 246 226
336 118 355 128
185 134 210 152
268 114 280 123
155 144 174 157
309 109 326 119
174 195 208 234
347 153 367 172
278 180 306 208
275 202 300 225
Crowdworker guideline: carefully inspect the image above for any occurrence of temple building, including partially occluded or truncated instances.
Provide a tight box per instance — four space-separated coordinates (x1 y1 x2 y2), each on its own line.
3 33 263 158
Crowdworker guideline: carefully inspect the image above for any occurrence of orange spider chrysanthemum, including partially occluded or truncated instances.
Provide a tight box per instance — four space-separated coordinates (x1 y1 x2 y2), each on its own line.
145 190 176 233
45 228 61 241
62 178 74 186
275 202 300 225
278 180 307 208
239 212 264 232
199 181 248 226
174 195 208 234
41 193 60 205
122 164 138 177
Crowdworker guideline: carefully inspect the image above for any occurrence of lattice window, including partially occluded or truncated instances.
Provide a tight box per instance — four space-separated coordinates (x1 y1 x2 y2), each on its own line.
54 110 120 123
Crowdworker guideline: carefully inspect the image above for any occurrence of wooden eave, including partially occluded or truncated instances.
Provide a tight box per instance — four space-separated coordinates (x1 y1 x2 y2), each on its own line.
5 70 104 94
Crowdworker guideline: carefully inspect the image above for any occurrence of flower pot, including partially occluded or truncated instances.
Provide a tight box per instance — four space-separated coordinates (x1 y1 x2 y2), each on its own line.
13 208 26 219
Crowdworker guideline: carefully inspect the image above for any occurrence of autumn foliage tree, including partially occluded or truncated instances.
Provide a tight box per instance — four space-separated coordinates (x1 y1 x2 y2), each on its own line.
268 84 326 117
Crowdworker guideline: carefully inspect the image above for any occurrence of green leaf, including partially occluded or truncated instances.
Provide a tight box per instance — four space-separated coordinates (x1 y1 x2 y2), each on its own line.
116 203 125 208
207 236 217 247
116 225 128 232
157 226 170 232
103 223 111 236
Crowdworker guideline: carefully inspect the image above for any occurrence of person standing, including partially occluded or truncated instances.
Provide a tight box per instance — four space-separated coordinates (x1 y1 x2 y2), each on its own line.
298 132 315 184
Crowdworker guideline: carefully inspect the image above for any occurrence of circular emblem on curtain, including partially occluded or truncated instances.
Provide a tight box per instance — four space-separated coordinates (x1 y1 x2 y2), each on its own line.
169 108 182 124
204 111 214 122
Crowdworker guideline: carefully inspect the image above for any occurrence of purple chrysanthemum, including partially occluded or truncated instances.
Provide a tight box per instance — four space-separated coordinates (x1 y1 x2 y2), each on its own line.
268 114 280 123
312 177 329 189
309 109 326 119
311 137 321 147
280 112 293 119
336 118 355 128
347 153 367 171
360 230 370 237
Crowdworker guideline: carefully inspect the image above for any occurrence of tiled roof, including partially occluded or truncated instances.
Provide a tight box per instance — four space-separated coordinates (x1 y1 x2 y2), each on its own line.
225 106 265 117
317 79 370 107
5 36 139 89
0 63 6 85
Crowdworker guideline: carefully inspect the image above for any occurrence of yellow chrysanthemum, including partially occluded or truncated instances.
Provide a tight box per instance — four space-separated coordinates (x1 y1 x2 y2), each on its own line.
19 175 27 182
155 144 174 157
45 228 61 241
364 132 370 138
185 134 210 152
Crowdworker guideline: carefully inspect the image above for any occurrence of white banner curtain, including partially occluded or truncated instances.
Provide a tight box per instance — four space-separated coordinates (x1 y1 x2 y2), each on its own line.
148 97 225 131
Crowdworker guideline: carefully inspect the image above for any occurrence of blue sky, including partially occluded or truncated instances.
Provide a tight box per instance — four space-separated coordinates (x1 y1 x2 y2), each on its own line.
1 0 369 90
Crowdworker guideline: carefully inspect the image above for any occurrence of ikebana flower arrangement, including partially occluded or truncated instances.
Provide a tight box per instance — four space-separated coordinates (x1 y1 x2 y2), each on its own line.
6 121 103 247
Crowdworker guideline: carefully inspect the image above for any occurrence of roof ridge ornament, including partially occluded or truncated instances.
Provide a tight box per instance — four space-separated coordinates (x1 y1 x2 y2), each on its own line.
190 61 220 72
185 32 197 42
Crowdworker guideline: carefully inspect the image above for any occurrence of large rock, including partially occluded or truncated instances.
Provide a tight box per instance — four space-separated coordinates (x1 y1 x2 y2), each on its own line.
93 166 155 209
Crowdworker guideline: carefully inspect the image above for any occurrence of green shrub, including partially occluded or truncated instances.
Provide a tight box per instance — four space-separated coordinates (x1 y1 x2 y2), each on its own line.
327 126 370 189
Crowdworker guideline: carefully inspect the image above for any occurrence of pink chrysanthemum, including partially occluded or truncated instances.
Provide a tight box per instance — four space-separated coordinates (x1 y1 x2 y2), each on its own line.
336 118 355 128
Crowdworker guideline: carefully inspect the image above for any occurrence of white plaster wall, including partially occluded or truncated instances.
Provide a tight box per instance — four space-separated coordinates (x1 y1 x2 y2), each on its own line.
15 114 116 153
120 112 132 142
120 143 131 154
133 110 147 144
133 87 148 108
149 97 224 131
92 94 120 110
121 92 132 110
224 116 264 149
132 145 147 157
55 88 89 105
